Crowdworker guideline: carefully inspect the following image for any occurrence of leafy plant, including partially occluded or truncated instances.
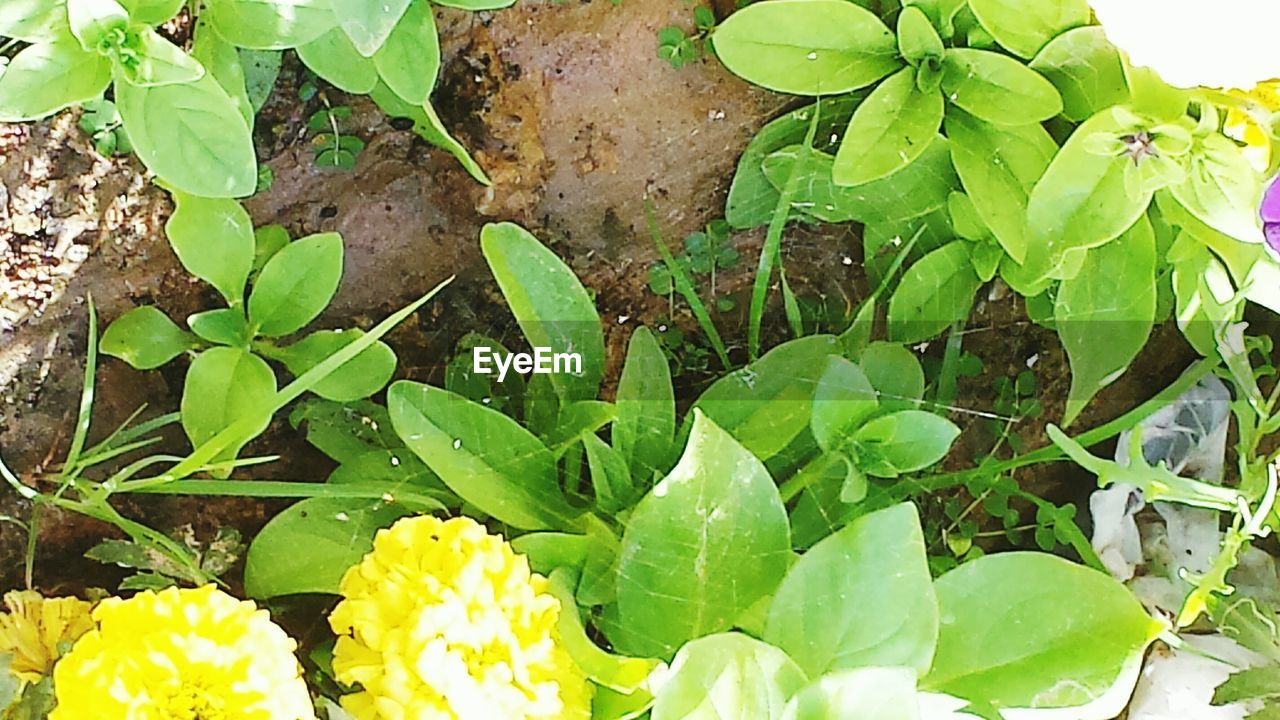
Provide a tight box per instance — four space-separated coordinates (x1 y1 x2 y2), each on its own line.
78 97 130 156
656 5 717 69
647 219 741 313
99 194 398 470
301 82 366 170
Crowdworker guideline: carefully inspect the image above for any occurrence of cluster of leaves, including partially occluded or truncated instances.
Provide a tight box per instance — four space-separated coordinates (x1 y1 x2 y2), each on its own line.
0 0 500 200
656 5 716 69
713 0 1280 426
234 222 1170 718
647 220 741 313
99 192 398 470
300 83 365 170
87 526 244 591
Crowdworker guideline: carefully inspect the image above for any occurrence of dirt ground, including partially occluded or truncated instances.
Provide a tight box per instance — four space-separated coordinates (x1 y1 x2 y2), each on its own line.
0 0 1209 593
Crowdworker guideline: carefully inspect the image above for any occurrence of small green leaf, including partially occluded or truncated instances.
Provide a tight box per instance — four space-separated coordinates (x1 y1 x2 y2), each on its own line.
1029 26 1130 122
1171 133 1265 245
854 341 924 412
188 308 250 346
766 503 937 677
712 0 901 96
165 192 255 306
297 26 379 94
180 347 276 459
122 28 205 87
67 0 128 51
652 633 807 720
888 242 981 343
940 48 1062 125
0 38 111 122
613 327 676 486
372 1 439 105
248 232 344 337
967 0 1090 58
853 410 960 476
101 306 198 369
273 330 397 402
243 497 414 598
833 66 944 187
617 411 791 658
810 356 878 452
897 6 943 67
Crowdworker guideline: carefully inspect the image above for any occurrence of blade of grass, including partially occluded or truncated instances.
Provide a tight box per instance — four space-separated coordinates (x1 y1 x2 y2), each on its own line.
63 297 99 471
643 201 731 369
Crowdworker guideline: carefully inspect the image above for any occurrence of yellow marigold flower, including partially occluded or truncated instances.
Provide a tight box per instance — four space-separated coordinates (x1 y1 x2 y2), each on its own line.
330 515 592 720
0 591 94 684
49 585 316 720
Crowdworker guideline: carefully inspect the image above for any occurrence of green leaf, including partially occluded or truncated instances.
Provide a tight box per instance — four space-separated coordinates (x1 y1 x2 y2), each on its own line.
207 0 335 49
1213 667 1280 704
165 192 255 306
192 18 255 127
854 341 924 412
617 411 791 658
115 71 257 197
945 110 1057 263
243 497 414 598
1171 238 1238 356
297 26 379 94
924 552 1164 710
897 6 943 68
585 434 635 515
101 306 198 369
1029 26 1130 122
613 327 676 486
0 38 111 122
694 335 841 461
1022 108 1149 280
372 0 439 105
289 398 399 464
1171 133 1265 246
367 82 491 184
387 381 579 530
766 503 937 677
67 0 128 50
240 48 281 112
1055 216 1157 425
967 0 1090 58
852 410 960 477
940 48 1062 126
180 347 276 458
783 667 921 720
0 0 69 42
273 330 396 402
188 308 251 346
330 0 409 56
888 242 981 343
809 356 878 452
248 232 343 337
833 66 944 187
480 222 605 401
652 633 807 720
121 28 205 87
711 0 900 96
121 0 184 24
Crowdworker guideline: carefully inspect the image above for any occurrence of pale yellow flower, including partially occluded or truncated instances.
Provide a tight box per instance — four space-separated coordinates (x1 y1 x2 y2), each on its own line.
330 515 592 720
1224 80 1280 165
0 591 94 684
50 585 316 720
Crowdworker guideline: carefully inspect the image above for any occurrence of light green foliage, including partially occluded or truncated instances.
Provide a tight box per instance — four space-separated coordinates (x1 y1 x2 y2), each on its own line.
652 633 807 720
833 66 943 186
1029 26 1130 121
966 0 1091 58
887 241 981 343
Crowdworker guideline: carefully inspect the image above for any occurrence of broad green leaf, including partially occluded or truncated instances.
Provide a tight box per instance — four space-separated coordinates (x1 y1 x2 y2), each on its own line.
1171 133 1265 245
888 242 981 343
613 327 676 486
67 0 127 50
0 0 68 42
766 503 937 677
585 434 635 515
243 497 413 598
725 96 861 229
297 26 378 94
289 397 399 464
207 0 335 49
694 335 841 461
712 0 900 96
833 66 944 187
1124 63 1189 122
853 410 960 476
940 48 1062 126
188 308 251 346
1171 236 1240 356
192 18 254 127
248 232 343 337
101 306 198 369
330 0 409 56
121 0 183 24
925 552 1164 710
165 192 255 306
240 49 281 111
115 71 257 197
945 110 1057 263
897 7 943 68
121 28 205 87
180 347 276 455
367 83 491 184
1023 109 1149 280
783 667 921 720
273 330 396 402
372 0 439 105
387 381 579 530
480 222 605 401
967 0 1090 58
810 356 878 452
617 412 791 657
652 633 807 720
253 224 290 271
0 39 111 122
854 341 924 412
1029 26 1129 122
1055 216 1156 425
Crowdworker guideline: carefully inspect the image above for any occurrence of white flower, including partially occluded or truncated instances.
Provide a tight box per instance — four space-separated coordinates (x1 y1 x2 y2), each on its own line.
1088 0 1280 89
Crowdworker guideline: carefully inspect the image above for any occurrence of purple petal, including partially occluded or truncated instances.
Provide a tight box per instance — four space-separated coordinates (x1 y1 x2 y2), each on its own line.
1266 222 1280 258
1264 175 1280 224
